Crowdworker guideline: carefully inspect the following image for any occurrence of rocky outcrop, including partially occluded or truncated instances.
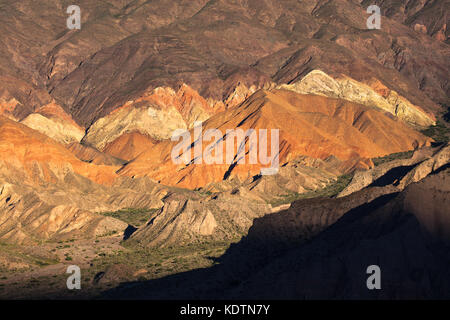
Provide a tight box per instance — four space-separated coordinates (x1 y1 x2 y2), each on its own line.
20 103 85 145
0 116 118 185
125 153 347 248
338 144 450 197
0 183 127 244
146 85 224 128
234 145 450 253
82 98 187 151
0 165 175 244
19 102 85 145
119 89 432 189
21 112 84 144
104 150 450 300
397 144 450 188
66 142 126 166
120 147 447 250
104 152 450 300
0 118 168 244
81 82 264 153
0 0 448 300
127 194 270 248
3 0 439 128
278 70 436 127
1 0 447 134
226 167 450 299
362 0 449 43
0 114 350 245
0 96 21 121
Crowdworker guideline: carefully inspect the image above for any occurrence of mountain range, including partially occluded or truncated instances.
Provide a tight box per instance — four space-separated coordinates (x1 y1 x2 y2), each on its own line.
0 0 448 300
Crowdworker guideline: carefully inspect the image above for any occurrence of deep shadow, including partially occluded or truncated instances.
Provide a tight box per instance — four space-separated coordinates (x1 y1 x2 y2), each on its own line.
100 179 450 300
93 272 105 284
430 162 450 175
368 164 418 187
123 225 138 240
223 162 238 180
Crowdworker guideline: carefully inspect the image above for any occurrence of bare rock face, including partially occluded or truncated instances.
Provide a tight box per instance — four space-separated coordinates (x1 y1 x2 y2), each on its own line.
81 82 263 156
338 144 450 197
0 168 168 246
239 145 450 251
21 113 84 145
0 164 176 244
15 100 87 151
227 167 450 299
66 142 126 166
0 116 118 185
146 85 225 128
397 145 450 188
0 1 448 299
0 117 166 244
119 89 431 189
361 0 449 43
0 117 123 243
0 87 78 143
127 194 271 248
198 210 218 236
0 76 52 122
102 156 450 300
0 96 21 121
124 151 350 248
1 0 446 129
82 98 187 151
123 139 445 250
279 70 436 128
0 183 128 244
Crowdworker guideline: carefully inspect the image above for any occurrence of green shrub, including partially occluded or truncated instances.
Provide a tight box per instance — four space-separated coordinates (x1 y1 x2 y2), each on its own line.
98 208 159 226
421 120 449 145
372 151 414 166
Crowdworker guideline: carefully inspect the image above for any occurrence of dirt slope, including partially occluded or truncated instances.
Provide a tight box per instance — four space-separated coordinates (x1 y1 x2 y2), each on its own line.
119 89 432 188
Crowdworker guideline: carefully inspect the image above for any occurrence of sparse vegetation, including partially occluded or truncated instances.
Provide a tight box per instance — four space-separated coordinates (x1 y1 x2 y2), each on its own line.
88 241 232 283
421 120 450 145
98 208 159 227
268 192 302 207
372 150 414 166
97 230 118 238
308 174 354 198
268 174 353 206
196 189 213 196
0 241 59 270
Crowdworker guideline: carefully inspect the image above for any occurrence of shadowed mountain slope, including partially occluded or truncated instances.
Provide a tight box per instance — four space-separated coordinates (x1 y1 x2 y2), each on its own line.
101 149 450 299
